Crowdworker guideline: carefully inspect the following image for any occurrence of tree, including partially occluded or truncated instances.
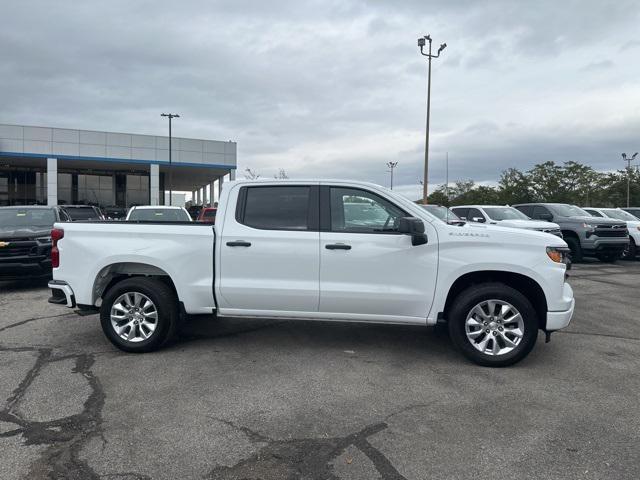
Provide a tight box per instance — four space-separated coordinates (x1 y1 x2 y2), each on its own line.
274 169 289 179
244 168 260 180
527 161 565 202
498 168 534 205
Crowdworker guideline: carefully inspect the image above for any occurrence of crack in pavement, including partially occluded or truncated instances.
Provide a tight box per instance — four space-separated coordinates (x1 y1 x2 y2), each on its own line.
206 416 409 480
556 330 640 342
0 345 106 479
0 312 77 335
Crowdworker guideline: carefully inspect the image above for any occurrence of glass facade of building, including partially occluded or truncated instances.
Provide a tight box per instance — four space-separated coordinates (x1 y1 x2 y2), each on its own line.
0 167 151 207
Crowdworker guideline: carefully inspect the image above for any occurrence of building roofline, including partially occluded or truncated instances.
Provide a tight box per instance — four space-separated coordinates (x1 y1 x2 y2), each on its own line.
0 121 236 144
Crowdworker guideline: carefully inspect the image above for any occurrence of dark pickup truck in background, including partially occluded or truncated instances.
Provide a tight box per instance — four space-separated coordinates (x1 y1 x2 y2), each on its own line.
0 206 70 280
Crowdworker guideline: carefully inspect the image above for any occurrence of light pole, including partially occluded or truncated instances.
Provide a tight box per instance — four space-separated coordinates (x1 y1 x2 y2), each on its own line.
418 35 446 204
622 152 638 208
161 113 180 205
386 161 398 189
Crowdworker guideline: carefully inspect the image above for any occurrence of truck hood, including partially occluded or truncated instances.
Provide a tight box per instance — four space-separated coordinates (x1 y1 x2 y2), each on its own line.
560 215 624 226
457 222 567 247
491 219 560 230
0 226 52 239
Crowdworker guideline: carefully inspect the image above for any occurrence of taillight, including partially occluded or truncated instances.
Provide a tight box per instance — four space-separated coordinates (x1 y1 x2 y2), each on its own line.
51 228 64 268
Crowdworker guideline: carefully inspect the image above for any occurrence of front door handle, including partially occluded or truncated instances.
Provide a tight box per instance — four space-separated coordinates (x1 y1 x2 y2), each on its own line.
325 243 351 250
226 240 252 247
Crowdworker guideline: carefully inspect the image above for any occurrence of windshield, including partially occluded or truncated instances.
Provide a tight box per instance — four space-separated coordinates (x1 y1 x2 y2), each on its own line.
549 204 590 217
483 207 530 221
0 208 56 228
421 205 461 222
603 209 638 221
128 208 191 222
64 207 101 220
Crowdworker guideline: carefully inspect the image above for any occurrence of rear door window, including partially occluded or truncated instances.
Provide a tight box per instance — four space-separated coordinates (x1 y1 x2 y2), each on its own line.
466 208 485 222
515 205 533 217
531 206 551 220
452 207 468 219
238 186 314 231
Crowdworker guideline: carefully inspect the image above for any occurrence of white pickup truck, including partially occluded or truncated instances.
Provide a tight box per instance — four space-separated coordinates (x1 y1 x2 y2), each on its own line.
48 179 574 367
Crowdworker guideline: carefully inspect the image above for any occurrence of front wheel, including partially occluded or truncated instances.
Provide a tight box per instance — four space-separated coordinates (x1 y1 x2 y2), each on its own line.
622 239 637 260
100 277 179 353
448 283 538 367
564 237 582 263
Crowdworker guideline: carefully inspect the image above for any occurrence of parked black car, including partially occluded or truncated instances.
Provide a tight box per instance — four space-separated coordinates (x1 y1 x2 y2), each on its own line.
60 205 104 221
0 206 70 280
187 205 203 220
102 206 127 220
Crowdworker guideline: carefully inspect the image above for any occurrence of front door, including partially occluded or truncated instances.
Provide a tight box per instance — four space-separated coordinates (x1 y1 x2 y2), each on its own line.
318 185 437 323
218 184 320 314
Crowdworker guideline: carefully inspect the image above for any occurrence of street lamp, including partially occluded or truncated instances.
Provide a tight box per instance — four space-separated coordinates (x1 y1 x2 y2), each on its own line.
161 113 180 205
622 152 638 208
418 34 446 204
386 162 398 189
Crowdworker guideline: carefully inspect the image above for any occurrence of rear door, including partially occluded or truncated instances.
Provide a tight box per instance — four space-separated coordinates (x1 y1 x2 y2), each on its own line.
218 184 320 314
318 185 437 323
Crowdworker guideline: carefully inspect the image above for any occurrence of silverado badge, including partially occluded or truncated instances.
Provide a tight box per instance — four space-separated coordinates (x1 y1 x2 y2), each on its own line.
0 242 9 248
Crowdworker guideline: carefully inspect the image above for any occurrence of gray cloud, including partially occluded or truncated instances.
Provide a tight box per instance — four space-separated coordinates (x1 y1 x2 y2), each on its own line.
1 0 640 199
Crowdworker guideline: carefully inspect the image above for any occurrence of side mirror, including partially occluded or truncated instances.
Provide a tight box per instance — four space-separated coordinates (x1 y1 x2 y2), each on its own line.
539 213 553 221
398 217 428 246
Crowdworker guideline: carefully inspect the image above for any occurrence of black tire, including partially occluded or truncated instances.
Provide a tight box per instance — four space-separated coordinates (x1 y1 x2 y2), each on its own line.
622 239 637 260
448 283 538 367
564 236 582 263
595 251 619 263
100 277 179 353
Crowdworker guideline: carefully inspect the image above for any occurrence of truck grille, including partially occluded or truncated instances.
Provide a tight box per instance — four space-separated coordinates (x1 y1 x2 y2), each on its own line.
0 240 38 257
595 225 628 238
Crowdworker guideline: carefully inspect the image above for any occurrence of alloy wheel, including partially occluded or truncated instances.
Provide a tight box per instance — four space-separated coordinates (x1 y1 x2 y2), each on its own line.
110 292 158 343
465 299 524 356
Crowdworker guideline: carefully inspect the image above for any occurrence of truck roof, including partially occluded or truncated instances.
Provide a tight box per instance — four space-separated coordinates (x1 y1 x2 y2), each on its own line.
227 179 385 188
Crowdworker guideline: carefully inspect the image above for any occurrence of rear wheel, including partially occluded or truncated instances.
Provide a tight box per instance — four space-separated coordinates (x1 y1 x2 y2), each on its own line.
564 236 582 263
448 283 538 367
100 277 178 353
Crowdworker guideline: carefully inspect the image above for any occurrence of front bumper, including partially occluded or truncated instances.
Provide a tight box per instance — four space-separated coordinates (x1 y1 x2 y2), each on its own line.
48 280 76 308
0 255 51 280
582 236 629 254
545 282 574 331
546 298 575 330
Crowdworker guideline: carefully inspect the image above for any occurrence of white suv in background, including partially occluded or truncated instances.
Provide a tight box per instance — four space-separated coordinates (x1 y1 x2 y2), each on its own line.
583 207 640 259
126 205 192 222
451 205 563 237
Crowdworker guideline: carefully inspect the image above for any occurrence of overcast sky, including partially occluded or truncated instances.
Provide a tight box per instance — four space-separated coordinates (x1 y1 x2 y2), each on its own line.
2 0 640 199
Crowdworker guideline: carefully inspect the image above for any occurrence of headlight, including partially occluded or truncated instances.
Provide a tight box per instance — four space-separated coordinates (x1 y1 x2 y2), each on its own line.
547 246 569 264
35 236 52 243
582 223 595 230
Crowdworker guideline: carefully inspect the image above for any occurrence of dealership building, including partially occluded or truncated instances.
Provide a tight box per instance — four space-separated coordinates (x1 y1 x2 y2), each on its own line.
0 123 237 208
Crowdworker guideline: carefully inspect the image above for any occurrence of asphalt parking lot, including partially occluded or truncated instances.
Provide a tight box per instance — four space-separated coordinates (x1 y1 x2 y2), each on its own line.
1 262 639 480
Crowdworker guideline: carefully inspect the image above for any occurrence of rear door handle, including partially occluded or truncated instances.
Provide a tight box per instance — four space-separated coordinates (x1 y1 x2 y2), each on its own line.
325 243 351 250
226 240 252 247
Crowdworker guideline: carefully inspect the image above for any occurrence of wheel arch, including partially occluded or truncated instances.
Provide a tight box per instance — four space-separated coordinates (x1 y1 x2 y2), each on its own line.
92 262 179 306
561 229 579 240
442 271 548 329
